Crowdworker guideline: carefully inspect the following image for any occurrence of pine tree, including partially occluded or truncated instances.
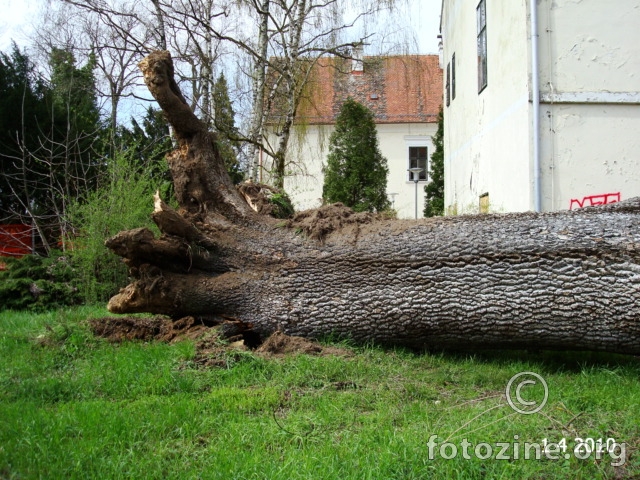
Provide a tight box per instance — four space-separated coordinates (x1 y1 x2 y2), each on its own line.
0 45 51 217
424 107 444 217
120 106 172 173
116 106 173 201
323 98 389 212
212 73 243 184
0 46 106 252
49 48 101 136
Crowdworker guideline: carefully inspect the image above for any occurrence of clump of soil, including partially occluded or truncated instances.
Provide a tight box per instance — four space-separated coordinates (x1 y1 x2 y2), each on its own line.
236 182 294 218
256 330 323 356
189 330 249 368
89 315 209 343
287 203 374 242
256 331 352 358
89 316 351 366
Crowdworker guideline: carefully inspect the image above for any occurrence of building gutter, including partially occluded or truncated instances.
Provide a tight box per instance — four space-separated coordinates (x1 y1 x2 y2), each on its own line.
530 0 542 212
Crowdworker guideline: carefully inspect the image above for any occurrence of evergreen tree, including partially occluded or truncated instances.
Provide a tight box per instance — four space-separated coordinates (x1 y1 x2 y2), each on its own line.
212 73 243 184
0 44 51 218
49 48 101 133
424 107 444 217
0 45 105 252
47 48 105 195
117 106 173 199
323 98 389 212
119 106 171 173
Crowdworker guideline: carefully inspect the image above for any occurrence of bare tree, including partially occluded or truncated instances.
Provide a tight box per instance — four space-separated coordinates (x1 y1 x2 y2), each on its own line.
242 0 270 181
82 14 146 131
213 0 402 188
35 2 152 133
57 0 409 188
1 106 104 255
60 0 166 52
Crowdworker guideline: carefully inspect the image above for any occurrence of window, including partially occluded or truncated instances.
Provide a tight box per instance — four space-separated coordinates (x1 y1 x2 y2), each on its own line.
451 53 456 100
446 54 456 106
408 146 428 181
445 62 451 106
477 0 487 92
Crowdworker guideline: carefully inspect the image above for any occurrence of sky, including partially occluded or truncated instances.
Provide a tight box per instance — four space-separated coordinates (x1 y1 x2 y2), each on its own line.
0 0 442 54
385 0 442 54
0 0 442 122
0 0 42 51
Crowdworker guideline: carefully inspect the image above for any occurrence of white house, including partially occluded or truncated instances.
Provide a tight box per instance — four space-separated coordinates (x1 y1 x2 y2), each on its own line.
440 0 640 214
262 54 443 219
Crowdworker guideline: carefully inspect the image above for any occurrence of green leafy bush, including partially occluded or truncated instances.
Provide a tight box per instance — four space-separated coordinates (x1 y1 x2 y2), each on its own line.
268 192 295 219
67 150 171 304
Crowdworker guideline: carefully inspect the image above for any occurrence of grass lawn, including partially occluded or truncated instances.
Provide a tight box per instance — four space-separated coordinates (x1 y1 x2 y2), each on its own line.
0 306 638 479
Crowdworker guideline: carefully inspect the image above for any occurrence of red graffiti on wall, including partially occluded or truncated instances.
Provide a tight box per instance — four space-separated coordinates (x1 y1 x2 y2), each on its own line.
569 192 621 210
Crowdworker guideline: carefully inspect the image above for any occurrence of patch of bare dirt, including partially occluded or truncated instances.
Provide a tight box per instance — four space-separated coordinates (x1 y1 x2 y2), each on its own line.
188 330 249 368
287 203 375 242
89 316 351 366
89 315 210 343
255 331 352 358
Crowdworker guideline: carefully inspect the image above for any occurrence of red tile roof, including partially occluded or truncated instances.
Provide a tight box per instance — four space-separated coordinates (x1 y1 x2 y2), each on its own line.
292 55 443 125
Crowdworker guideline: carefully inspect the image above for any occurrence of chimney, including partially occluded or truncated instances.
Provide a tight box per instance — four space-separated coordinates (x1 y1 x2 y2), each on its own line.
352 43 364 74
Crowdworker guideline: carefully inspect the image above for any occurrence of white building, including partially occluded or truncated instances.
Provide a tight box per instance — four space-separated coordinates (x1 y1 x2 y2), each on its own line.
440 0 640 214
263 54 443 219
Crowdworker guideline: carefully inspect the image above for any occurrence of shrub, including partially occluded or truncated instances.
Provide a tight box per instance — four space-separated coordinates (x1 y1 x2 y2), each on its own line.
67 150 171 304
0 253 82 311
269 192 295 219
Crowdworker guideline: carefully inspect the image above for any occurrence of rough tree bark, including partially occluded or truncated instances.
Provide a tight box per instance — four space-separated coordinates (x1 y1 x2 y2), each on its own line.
106 51 640 355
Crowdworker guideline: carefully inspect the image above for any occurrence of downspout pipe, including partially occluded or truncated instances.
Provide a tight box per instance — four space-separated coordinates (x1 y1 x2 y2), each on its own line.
530 0 542 212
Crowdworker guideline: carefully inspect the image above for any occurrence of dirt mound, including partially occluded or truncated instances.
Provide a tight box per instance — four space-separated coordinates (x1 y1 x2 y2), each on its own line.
256 331 323 355
287 203 374 242
256 331 352 358
89 315 209 343
89 316 351 365
236 182 294 218
189 330 250 368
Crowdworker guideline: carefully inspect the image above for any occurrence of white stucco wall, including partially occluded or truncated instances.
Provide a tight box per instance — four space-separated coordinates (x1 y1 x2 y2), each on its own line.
538 0 640 95
265 122 438 219
536 0 640 211
379 123 438 218
540 103 640 211
441 0 532 214
441 0 640 214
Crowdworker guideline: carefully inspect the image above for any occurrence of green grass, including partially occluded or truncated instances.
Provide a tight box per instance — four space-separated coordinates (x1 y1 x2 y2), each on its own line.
0 307 639 479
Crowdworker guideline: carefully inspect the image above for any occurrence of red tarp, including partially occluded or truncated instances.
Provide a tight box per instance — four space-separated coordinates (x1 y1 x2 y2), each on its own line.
0 224 33 257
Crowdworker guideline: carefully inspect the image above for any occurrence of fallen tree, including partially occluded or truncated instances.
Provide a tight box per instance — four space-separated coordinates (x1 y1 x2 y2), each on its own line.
106 51 640 354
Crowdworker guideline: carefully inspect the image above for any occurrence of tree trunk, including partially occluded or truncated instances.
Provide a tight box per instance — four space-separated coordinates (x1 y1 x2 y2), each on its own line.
107 51 640 355
248 0 270 182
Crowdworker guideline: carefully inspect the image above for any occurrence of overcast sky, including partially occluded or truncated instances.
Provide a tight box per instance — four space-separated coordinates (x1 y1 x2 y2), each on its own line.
0 0 41 51
0 0 442 54
0 0 442 122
